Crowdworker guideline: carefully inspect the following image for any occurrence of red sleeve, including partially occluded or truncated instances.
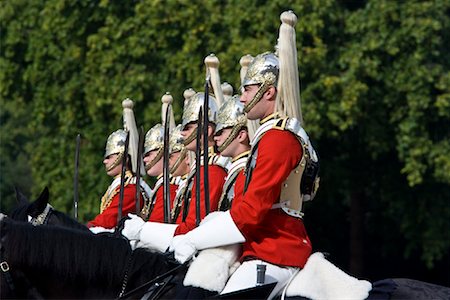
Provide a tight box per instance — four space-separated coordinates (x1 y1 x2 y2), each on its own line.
230 130 302 235
175 165 227 235
148 183 178 223
87 184 140 229
149 186 164 223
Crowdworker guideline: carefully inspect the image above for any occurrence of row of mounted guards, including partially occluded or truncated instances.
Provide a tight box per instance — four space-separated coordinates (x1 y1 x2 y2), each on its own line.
72 53 238 228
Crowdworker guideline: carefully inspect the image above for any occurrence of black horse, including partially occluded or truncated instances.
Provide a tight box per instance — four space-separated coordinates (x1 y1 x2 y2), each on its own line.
0 217 188 299
11 186 90 232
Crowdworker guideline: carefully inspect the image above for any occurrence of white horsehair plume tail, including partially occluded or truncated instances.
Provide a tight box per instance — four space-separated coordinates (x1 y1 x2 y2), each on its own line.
276 10 303 124
161 92 176 131
205 53 224 107
122 98 145 175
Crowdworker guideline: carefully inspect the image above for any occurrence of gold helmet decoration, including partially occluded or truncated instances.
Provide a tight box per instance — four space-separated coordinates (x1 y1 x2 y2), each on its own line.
169 124 188 174
215 95 247 153
242 52 279 113
143 123 164 171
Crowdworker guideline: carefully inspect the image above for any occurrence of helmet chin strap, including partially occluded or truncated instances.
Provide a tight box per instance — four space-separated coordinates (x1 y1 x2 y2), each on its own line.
144 148 163 172
243 82 270 113
217 125 244 153
106 152 124 172
183 127 197 147
170 148 187 174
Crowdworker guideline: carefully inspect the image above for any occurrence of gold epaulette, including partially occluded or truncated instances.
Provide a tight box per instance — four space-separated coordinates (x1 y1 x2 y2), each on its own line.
208 152 230 170
100 171 134 213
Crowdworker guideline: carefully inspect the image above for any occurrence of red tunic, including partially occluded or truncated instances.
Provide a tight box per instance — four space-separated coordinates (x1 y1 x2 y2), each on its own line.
87 183 142 229
148 183 179 223
174 164 227 235
230 129 312 268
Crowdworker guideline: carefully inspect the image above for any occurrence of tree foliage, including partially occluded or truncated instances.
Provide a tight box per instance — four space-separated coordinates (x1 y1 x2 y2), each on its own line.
1 0 448 284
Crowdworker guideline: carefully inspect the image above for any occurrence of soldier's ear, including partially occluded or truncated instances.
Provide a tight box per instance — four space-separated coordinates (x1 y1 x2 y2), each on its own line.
207 124 215 138
237 129 249 143
264 86 277 101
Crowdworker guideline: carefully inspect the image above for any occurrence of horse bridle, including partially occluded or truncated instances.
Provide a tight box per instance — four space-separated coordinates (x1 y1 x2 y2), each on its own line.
29 204 53 226
0 236 16 296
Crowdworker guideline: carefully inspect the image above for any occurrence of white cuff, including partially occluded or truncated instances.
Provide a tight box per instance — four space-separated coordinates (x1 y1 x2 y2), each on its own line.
137 222 178 253
190 211 245 250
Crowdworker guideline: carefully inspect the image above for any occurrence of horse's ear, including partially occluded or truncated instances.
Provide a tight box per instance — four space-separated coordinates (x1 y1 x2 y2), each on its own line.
35 187 50 207
14 186 29 205
28 187 50 216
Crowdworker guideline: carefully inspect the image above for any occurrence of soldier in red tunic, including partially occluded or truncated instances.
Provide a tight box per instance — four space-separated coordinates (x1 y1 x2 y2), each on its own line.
121 92 229 252
88 99 151 230
169 124 193 224
171 11 320 299
139 123 179 223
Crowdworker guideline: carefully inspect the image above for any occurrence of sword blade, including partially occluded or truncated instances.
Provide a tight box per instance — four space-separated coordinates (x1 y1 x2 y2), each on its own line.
117 131 130 225
203 80 210 214
163 105 172 223
135 126 144 214
195 108 203 226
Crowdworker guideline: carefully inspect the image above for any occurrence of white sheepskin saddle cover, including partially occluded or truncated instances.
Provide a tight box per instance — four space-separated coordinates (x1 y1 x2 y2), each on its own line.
183 244 241 292
285 252 372 300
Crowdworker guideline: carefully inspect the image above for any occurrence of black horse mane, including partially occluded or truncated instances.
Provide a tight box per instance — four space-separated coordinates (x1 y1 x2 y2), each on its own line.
2 219 171 290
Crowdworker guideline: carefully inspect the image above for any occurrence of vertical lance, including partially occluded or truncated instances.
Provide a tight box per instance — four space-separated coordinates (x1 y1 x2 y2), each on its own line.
195 108 203 226
73 133 81 220
203 77 211 215
163 105 172 223
117 131 130 225
135 126 144 214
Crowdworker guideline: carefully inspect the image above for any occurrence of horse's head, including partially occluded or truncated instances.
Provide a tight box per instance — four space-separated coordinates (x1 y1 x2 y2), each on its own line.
11 187 50 223
10 187 90 232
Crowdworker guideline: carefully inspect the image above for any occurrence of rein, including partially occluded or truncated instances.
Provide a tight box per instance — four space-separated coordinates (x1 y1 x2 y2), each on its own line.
118 250 135 298
117 261 187 299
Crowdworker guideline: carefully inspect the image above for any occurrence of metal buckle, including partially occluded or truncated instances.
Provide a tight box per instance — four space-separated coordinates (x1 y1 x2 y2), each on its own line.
0 261 10 272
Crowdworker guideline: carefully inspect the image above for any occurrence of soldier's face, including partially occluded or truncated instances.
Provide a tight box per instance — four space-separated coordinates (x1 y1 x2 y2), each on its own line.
169 151 190 177
241 84 275 120
214 128 233 157
103 153 122 177
144 150 163 177
181 122 198 151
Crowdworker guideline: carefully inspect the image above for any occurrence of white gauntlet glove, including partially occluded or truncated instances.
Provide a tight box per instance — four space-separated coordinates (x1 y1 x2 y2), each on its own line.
171 211 245 264
121 214 145 241
170 234 197 263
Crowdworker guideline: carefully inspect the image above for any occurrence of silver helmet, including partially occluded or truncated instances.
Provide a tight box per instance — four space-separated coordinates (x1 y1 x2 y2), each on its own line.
215 95 247 153
169 124 188 174
104 129 127 159
181 92 219 128
215 95 247 152
143 123 164 171
181 92 219 146
241 52 279 113
104 129 128 172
